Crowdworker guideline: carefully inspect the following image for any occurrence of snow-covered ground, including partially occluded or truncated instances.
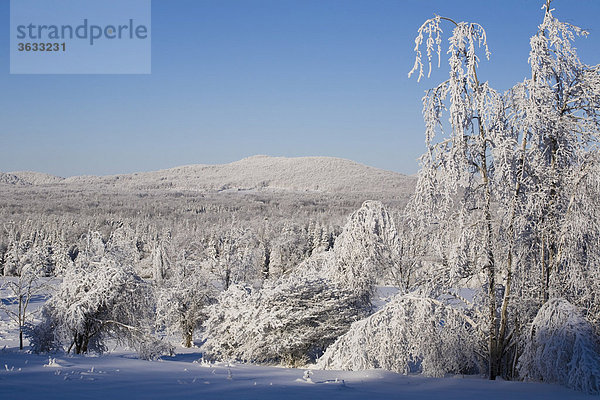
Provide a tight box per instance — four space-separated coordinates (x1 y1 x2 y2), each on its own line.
1 347 597 400
0 282 596 400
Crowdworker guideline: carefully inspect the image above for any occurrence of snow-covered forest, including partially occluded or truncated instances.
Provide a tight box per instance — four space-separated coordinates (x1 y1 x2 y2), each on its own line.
2 1 600 398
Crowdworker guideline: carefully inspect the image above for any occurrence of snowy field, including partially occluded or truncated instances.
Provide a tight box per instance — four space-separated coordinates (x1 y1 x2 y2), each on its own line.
0 286 595 400
1 348 598 400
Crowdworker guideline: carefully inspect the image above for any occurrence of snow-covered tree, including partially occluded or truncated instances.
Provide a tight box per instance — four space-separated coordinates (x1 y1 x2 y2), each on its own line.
495 1 600 377
202 274 369 366
503 1 600 304
0 263 47 349
201 200 400 366
317 294 482 377
32 257 171 359
518 298 600 394
299 201 401 303
155 262 217 348
2 239 21 276
49 241 75 276
105 225 141 267
327 200 400 293
205 227 261 289
408 1 600 380
268 221 314 278
409 13 507 378
150 234 170 283
77 231 106 262
552 155 600 326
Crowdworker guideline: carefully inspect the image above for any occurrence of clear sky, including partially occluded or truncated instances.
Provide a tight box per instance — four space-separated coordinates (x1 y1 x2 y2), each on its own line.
1 0 600 177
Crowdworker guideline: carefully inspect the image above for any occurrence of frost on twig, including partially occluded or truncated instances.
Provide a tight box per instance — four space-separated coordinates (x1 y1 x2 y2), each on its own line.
409 16 489 83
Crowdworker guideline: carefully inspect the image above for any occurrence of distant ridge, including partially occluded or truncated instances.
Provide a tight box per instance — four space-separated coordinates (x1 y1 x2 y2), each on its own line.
10 171 65 185
0 172 31 186
3 156 416 195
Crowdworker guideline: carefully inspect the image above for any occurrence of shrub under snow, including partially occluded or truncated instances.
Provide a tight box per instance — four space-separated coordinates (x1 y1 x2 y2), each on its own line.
201 275 370 366
317 294 482 377
518 298 600 394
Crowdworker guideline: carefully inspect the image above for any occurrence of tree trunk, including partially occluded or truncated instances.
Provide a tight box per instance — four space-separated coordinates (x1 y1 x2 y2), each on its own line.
497 134 528 378
74 335 82 354
74 333 88 354
263 244 270 280
486 239 498 381
184 334 192 348
224 268 231 291
183 325 193 348
541 137 559 303
477 111 498 380
484 181 498 380
18 295 23 350
541 235 551 303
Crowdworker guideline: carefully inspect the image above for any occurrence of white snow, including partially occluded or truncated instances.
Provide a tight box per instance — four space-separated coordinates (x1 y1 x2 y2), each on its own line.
1 347 598 400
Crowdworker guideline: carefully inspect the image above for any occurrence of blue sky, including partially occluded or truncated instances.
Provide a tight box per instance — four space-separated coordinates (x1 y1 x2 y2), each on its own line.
1 0 600 177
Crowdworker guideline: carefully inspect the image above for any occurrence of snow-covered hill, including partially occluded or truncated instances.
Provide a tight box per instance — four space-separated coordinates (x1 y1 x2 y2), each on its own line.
9 171 65 185
2 156 415 195
0 172 31 186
